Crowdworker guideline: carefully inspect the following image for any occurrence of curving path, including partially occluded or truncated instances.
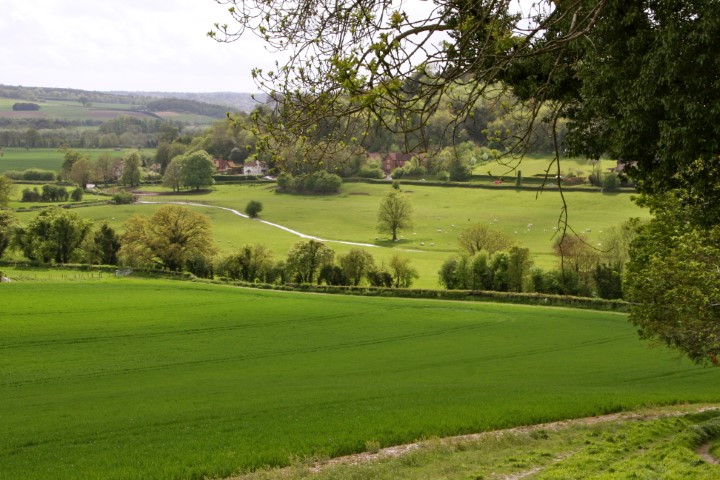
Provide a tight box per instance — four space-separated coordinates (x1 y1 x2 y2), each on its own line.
138 201 385 249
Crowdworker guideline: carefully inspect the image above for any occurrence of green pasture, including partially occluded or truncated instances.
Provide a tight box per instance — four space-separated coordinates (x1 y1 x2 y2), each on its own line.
0 147 154 173
2 277 719 480
124 182 646 284
10 181 646 287
476 154 617 179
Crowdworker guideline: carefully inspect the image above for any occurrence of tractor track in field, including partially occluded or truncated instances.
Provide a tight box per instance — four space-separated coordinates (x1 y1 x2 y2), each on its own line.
137 201 424 252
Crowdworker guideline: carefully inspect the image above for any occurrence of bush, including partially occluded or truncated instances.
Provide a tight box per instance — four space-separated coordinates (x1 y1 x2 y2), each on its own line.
602 172 620 191
71 187 84 202
12 102 40 111
186 253 214 279
21 187 41 202
3 170 23 180
357 167 385 179
275 171 342 194
23 169 56 181
588 170 603 187
245 200 263 218
111 191 136 205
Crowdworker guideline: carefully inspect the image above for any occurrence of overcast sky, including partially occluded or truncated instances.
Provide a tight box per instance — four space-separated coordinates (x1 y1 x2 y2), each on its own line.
2 0 538 95
1 0 275 93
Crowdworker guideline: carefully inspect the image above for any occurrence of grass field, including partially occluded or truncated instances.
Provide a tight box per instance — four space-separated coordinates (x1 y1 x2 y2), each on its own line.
0 147 155 173
8 181 646 287
475 153 618 179
0 96 220 124
1 276 719 479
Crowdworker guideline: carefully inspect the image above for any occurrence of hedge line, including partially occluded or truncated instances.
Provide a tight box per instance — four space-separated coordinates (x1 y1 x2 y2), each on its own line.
0 262 629 312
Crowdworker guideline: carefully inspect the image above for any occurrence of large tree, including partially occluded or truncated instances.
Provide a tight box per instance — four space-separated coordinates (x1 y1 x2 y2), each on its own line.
0 210 17 260
625 193 720 366
0 175 13 207
13 207 93 263
285 239 334 283
377 191 412 241
120 205 216 271
162 155 186 192
120 150 142 187
182 150 216 191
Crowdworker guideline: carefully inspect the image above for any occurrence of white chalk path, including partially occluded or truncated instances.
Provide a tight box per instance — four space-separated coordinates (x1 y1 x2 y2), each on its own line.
138 201 423 251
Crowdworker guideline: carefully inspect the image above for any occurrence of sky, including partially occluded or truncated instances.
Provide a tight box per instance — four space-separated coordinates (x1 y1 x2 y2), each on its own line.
1 0 276 93
2 0 539 95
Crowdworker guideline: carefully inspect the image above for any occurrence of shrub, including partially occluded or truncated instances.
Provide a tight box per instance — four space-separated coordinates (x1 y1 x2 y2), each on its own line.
111 191 136 205
588 170 603 187
602 172 620 191
21 187 41 202
367 268 393 287
71 187 84 202
275 171 342 194
3 170 23 180
186 253 214 279
23 169 56 181
357 167 385 179
245 200 263 218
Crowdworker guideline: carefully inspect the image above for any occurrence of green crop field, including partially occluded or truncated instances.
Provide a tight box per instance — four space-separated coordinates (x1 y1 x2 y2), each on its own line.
0 147 155 173
1 276 719 479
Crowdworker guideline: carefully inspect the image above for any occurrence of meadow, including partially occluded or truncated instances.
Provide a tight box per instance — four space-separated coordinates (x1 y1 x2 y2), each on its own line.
0 147 155 173
2 276 719 479
0 96 222 124
8 179 646 288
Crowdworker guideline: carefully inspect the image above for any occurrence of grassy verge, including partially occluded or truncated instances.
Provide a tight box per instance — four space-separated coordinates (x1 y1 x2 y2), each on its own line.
234 406 720 480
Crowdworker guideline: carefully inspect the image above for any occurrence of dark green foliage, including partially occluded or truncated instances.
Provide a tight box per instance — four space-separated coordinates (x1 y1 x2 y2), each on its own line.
182 150 215 191
90 222 121 265
13 207 92 263
367 268 393 288
21 187 40 202
186 253 215 279
318 264 348 286
285 240 334 284
245 200 263 218
593 264 623 300
357 166 385 179
21 185 69 203
12 102 40 111
216 244 274 283
4 169 56 181
338 248 375 286
111 191 136 205
145 98 230 118
529 268 581 297
0 210 16 260
70 187 84 202
276 171 342 194
602 172 619 192
625 193 720 366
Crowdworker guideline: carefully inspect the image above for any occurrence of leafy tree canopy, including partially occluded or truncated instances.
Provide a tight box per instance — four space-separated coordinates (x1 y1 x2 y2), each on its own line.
120 205 216 272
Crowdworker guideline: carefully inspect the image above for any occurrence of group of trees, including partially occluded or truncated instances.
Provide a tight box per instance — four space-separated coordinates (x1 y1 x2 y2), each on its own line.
0 202 419 289
216 239 417 288
439 221 635 300
162 150 216 191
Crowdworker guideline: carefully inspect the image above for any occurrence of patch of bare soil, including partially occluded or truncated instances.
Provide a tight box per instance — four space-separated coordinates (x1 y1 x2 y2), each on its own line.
696 442 719 465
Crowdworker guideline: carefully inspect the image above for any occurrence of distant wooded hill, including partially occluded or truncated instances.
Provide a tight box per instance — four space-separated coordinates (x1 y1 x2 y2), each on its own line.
0 84 264 114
